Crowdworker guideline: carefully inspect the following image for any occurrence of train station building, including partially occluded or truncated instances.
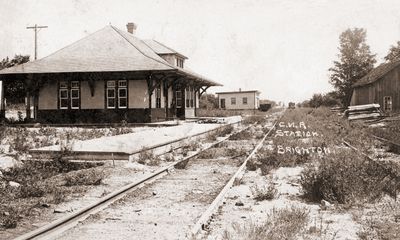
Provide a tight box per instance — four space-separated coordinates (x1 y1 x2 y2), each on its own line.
0 23 221 123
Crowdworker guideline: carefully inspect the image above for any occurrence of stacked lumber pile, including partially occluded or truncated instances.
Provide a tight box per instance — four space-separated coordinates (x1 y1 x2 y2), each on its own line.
345 104 383 121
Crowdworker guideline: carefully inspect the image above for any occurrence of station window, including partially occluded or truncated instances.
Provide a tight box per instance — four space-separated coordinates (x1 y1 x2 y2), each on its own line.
176 58 184 68
118 80 127 108
59 80 80 109
176 90 182 108
383 96 392 111
59 82 68 109
107 80 127 109
243 97 248 105
70 81 80 109
231 97 236 105
107 82 116 109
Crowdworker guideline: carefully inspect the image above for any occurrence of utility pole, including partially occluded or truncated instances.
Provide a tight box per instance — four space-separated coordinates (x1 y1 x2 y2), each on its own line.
26 24 47 120
26 24 48 60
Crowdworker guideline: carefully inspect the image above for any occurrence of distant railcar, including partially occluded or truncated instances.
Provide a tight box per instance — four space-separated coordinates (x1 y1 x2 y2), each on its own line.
259 103 271 112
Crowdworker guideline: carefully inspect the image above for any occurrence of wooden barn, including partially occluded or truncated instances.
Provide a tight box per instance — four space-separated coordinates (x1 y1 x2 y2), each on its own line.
0 23 221 123
351 60 400 112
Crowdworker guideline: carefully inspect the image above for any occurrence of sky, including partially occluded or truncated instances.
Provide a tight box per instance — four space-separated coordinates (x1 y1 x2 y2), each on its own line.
1 0 400 103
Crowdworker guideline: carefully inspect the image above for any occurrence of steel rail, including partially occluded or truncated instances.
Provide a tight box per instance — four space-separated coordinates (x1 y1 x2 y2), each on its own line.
370 135 400 150
342 140 399 200
13 120 257 240
190 113 283 236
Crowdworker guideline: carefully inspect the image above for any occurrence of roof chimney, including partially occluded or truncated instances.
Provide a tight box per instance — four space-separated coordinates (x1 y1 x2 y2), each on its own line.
239 88 242 92
126 22 137 35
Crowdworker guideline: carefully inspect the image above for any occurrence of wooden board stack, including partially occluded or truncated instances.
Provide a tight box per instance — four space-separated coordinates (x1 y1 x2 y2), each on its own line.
346 104 383 121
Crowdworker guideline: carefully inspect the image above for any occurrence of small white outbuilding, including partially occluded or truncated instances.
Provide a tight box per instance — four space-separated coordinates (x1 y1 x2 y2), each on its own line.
216 90 260 110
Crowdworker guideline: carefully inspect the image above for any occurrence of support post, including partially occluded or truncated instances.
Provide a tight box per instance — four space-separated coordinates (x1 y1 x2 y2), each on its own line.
26 91 31 121
0 80 5 119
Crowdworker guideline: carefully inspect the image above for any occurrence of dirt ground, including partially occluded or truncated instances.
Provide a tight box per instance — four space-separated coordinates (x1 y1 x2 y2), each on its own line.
0 161 166 240
202 165 362 240
54 157 244 240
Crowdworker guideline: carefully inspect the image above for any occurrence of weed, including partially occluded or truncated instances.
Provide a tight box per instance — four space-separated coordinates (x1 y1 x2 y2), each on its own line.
246 159 258 171
137 149 161 166
252 184 277 201
183 141 201 152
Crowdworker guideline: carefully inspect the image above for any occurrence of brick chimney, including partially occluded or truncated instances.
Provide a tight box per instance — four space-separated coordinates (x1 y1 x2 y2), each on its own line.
126 22 137 35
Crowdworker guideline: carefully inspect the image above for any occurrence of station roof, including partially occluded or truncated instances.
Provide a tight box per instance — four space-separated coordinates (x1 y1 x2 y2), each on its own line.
0 25 220 86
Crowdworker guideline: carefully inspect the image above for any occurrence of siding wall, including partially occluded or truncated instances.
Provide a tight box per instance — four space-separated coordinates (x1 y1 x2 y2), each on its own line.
129 80 148 108
81 80 104 109
160 55 176 66
218 92 257 110
38 81 58 110
352 67 400 111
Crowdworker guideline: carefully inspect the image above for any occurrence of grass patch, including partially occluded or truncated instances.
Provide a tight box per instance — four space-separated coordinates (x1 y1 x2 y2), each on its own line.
0 153 104 229
246 148 310 175
222 206 309 240
300 150 400 204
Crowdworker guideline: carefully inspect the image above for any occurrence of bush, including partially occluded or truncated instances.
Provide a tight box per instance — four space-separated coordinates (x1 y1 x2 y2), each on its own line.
300 150 399 204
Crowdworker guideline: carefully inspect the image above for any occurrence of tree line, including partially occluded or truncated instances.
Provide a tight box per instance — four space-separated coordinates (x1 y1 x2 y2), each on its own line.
301 28 400 108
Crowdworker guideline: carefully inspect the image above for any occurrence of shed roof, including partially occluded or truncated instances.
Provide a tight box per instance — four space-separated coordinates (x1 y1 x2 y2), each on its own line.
353 60 400 87
0 25 220 86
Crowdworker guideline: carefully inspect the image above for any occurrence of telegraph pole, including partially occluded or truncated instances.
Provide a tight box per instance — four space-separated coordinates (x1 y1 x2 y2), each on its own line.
26 24 48 60
26 24 47 120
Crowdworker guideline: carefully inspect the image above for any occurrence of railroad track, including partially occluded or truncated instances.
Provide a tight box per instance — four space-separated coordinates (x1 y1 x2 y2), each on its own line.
342 139 400 200
370 135 400 153
13 112 283 240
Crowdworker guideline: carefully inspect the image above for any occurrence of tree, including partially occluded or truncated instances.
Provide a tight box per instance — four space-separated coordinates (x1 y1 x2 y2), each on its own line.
384 41 400 63
0 55 30 103
307 92 340 108
329 28 376 107
199 93 218 109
